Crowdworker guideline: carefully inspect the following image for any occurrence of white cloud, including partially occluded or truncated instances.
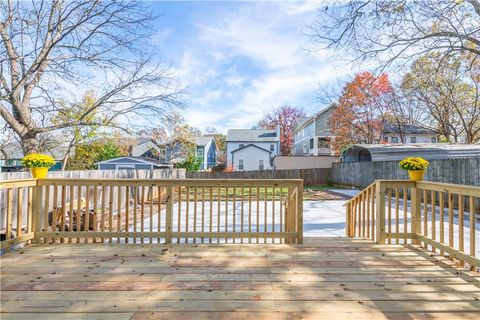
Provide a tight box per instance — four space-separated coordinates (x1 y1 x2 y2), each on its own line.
157 1 355 133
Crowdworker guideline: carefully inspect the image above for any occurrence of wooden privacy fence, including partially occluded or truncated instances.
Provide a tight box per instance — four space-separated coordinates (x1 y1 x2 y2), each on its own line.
0 178 303 251
345 180 480 270
187 168 331 186
332 157 480 188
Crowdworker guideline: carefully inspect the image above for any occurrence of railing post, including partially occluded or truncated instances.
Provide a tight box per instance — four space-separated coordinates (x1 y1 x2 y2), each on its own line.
411 182 421 245
32 184 43 244
296 182 303 244
165 185 173 244
375 181 386 244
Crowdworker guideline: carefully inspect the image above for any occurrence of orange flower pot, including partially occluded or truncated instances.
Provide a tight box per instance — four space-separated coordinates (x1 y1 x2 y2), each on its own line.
408 170 425 182
31 167 49 179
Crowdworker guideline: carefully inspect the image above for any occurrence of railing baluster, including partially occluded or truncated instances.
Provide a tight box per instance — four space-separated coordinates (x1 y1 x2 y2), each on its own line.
60 185 66 243
69 186 74 243
439 191 445 255
100 185 107 242
470 195 476 270
272 187 275 243
209 186 213 244
158 186 162 243
140 186 145 244
217 186 221 244
77 185 82 243
109 185 114 244
193 186 197 244
44 185 50 244
224 187 228 244
249 186 253 244
403 187 407 244
149 186 153 244
240 187 244 243
279 187 283 244
16 188 22 243
27 186 33 236
431 190 436 252
92 186 98 243
186 186 190 243
448 192 454 257
177 186 182 243
387 188 392 244
6 188 13 251
124 186 129 244
423 189 428 249
202 186 205 244
458 195 464 265
263 187 267 243
394 188 399 244
117 186 122 244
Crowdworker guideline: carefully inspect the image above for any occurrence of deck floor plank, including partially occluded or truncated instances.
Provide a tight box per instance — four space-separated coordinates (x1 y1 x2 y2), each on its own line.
1 237 479 319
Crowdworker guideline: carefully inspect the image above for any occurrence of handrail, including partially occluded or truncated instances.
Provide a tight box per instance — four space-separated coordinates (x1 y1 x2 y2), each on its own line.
1 178 304 251
346 180 479 271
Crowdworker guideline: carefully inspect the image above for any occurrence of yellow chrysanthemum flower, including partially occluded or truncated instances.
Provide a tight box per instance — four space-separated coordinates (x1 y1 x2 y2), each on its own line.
399 157 430 171
22 154 56 168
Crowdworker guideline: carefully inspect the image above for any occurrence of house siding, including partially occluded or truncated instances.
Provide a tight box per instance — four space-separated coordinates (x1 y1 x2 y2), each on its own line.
232 147 272 171
293 121 315 156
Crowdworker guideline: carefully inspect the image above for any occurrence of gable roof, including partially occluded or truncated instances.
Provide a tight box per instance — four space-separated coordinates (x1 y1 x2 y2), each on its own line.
226 129 278 142
231 144 271 154
194 136 213 146
383 123 437 135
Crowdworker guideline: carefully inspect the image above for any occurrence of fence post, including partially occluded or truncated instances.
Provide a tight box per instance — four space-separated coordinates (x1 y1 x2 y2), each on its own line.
165 184 173 244
32 184 43 244
411 183 421 245
375 181 386 244
296 182 303 244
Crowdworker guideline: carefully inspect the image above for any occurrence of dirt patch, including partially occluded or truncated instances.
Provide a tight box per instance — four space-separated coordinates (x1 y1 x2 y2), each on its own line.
303 189 351 201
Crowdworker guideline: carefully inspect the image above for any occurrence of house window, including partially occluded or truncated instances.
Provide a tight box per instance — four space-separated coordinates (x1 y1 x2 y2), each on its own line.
270 144 274 152
238 159 244 170
410 137 417 143
309 138 314 149
390 137 399 143
302 144 307 153
197 148 204 157
431 137 437 143
259 160 264 170
239 144 244 149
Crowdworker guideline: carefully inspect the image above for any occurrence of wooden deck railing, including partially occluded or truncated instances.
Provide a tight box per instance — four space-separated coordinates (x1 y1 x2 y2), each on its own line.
346 180 479 270
0 178 303 251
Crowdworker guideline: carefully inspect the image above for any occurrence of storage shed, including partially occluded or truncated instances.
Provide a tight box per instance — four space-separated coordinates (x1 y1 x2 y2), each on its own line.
342 144 480 163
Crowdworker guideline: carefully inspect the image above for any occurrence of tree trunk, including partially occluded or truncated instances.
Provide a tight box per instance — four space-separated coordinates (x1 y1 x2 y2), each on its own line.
22 133 40 155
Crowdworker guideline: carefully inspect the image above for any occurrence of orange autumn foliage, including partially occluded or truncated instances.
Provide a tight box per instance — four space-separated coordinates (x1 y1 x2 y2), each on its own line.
331 71 394 151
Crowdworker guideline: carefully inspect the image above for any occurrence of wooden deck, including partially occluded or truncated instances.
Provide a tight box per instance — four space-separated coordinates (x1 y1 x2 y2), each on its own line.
1 237 480 319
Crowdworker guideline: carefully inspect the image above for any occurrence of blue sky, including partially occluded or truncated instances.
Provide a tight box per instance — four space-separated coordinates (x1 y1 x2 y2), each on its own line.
147 1 353 133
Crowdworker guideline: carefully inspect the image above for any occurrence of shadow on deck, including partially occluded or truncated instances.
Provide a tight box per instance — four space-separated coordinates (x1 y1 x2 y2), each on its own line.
1 237 479 319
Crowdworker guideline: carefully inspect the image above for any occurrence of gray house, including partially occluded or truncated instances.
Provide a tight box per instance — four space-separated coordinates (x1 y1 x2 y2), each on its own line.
131 136 217 171
293 104 337 156
96 157 172 170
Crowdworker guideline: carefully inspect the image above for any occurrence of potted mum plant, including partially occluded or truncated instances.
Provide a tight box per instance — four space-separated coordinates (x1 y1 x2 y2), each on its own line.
399 157 430 181
22 154 56 179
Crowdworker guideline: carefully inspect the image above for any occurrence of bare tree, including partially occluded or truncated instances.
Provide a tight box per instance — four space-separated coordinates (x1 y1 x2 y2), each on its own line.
0 0 183 155
311 0 480 69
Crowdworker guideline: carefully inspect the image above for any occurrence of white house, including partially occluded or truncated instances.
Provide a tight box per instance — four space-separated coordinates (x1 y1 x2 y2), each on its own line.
226 128 280 171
